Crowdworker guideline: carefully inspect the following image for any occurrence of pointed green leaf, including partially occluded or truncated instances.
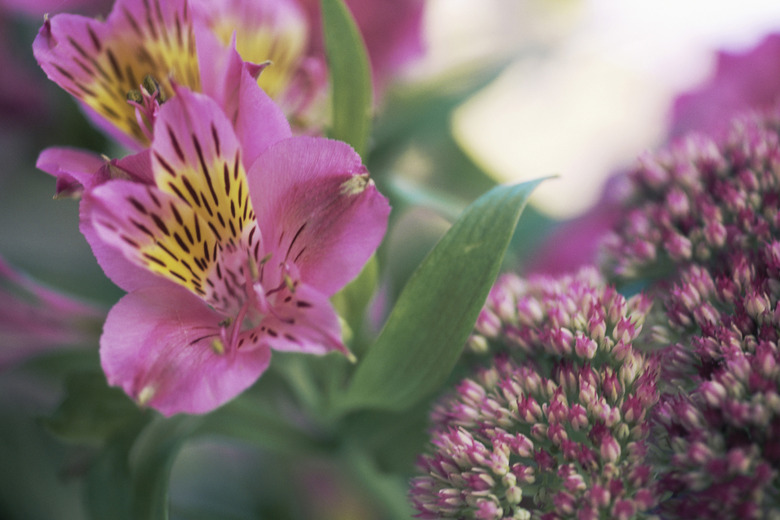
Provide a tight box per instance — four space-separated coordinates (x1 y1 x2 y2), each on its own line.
85 423 147 520
130 416 202 520
331 255 378 351
338 179 547 412
321 0 373 156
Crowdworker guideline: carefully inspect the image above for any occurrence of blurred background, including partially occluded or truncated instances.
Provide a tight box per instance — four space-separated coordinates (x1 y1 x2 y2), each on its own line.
422 0 780 218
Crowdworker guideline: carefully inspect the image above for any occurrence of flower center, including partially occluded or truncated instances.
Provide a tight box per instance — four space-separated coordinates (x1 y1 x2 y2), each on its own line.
126 75 166 141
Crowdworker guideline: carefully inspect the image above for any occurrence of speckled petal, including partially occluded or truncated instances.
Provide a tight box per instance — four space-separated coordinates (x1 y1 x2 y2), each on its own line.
101 284 271 416
248 136 390 296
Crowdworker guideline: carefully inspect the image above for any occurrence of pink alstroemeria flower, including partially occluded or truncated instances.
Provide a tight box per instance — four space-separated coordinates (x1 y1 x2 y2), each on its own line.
670 33 780 141
33 0 204 149
34 0 426 147
79 77 389 415
33 0 273 149
34 5 282 196
190 0 328 128
0 256 105 370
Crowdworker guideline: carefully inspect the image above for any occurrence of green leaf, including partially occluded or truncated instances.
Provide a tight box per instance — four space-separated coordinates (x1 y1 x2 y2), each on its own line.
337 179 547 412
44 371 147 443
321 0 373 157
130 415 202 520
201 393 323 456
85 423 146 520
330 255 378 351
342 445 414 520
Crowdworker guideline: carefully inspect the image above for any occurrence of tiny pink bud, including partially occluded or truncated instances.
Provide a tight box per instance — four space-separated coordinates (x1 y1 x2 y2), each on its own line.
474 498 502 520
575 335 598 359
553 491 576 516
600 435 621 463
700 380 727 407
612 499 636 520
569 403 589 430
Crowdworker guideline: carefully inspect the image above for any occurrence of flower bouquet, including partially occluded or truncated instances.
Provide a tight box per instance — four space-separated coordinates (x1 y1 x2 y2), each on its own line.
1 1 779 519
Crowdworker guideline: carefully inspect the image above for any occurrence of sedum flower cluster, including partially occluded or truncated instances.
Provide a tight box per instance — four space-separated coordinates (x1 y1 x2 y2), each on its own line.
603 114 780 280
413 111 780 519
411 269 660 519
605 113 780 518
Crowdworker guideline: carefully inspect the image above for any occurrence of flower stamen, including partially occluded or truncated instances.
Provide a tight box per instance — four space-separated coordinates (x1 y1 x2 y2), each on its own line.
127 75 166 142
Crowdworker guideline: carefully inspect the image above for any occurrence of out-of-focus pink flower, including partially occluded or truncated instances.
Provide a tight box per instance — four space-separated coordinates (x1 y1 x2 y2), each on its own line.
0 0 112 138
78 78 388 415
33 0 426 147
297 0 426 97
34 0 209 149
670 33 780 141
0 0 111 17
0 256 105 370
189 0 328 130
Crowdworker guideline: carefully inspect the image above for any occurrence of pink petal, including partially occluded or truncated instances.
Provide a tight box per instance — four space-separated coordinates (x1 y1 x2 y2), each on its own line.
36 146 106 197
191 0 320 127
191 33 292 170
84 179 231 308
150 88 258 255
111 149 155 185
33 0 200 147
79 186 165 292
231 55 293 169
298 0 425 97
261 282 347 356
248 136 390 296
37 147 155 198
670 33 780 141
101 285 271 416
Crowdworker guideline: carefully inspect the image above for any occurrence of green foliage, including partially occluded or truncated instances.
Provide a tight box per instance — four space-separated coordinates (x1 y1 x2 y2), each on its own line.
337 178 547 413
84 426 141 520
129 416 203 520
44 371 148 443
330 255 379 354
321 0 373 157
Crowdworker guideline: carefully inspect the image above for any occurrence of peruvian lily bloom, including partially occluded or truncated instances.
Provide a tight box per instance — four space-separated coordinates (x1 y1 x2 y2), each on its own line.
189 0 328 128
0 256 105 370
33 0 425 148
33 0 202 149
79 79 389 415
32 0 280 149
670 32 780 141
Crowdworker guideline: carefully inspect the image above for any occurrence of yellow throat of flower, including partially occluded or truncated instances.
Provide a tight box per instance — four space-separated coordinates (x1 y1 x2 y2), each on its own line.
212 16 306 101
86 16 201 145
